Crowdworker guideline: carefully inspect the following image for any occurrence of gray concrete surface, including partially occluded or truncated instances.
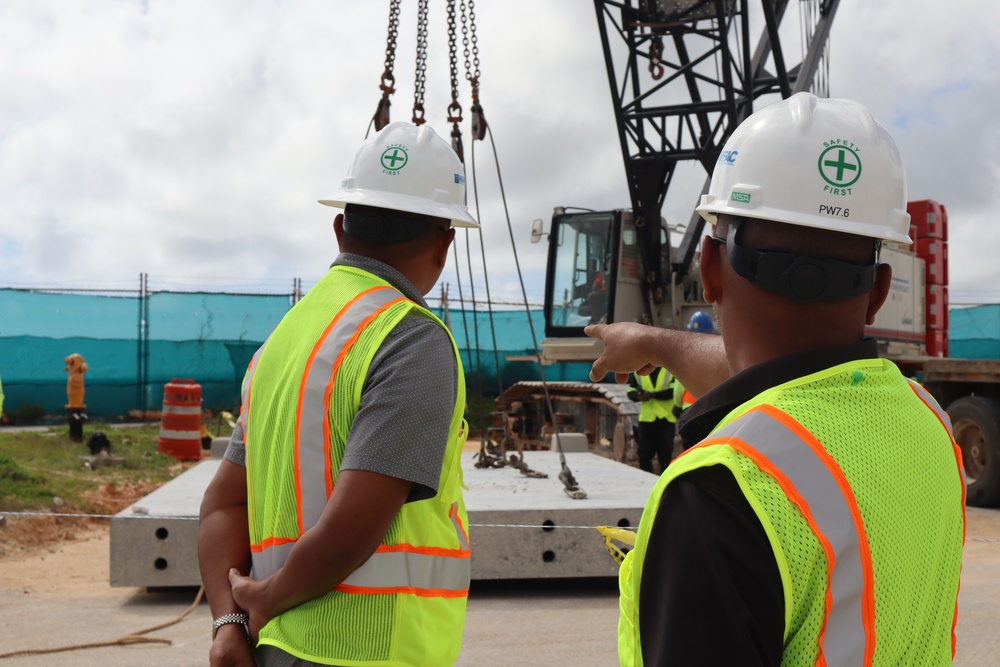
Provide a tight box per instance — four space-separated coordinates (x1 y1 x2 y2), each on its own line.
1 508 997 666
110 453 660 587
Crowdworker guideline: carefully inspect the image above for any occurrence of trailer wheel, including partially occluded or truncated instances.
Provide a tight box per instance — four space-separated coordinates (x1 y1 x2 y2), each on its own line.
947 396 1000 507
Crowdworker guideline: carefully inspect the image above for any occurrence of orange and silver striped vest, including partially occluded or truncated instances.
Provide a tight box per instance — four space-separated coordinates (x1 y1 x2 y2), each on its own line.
618 358 965 666
241 264 470 666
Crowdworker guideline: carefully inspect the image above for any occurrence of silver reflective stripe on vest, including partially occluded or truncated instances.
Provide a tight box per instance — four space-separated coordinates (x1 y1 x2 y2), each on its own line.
294 286 404 533
450 502 470 551
907 379 954 434
712 408 869 666
341 545 470 592
251 539 471 593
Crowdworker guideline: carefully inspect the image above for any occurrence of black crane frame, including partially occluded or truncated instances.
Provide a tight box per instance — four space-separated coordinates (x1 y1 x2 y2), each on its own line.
592 0 841 298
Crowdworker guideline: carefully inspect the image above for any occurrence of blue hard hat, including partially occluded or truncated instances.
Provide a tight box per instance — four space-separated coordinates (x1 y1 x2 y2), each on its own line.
687 311 715 333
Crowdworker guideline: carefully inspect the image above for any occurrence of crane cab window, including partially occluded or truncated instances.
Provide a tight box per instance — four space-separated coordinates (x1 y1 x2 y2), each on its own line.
545 212 617 334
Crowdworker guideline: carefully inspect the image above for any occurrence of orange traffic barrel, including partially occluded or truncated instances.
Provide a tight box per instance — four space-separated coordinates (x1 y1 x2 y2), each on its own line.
158 379 203 461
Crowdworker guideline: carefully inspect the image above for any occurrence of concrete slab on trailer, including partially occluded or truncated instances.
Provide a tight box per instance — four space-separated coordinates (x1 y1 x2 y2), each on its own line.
461 451 656 579
110 457 218 588
110 451 658 588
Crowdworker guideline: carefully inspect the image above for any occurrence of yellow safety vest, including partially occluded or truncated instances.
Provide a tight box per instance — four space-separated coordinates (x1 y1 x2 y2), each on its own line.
242 265 470 666
636 370 676 423
618 358 965 666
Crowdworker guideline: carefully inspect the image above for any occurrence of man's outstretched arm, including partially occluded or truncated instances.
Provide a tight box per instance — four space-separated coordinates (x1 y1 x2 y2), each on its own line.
585 322 730 399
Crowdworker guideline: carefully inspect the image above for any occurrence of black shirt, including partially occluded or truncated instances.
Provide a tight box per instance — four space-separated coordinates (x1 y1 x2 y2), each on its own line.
638 338 879 666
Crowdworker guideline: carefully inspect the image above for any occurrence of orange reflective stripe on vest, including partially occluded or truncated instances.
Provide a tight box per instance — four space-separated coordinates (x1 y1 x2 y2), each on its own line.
703 404 875 666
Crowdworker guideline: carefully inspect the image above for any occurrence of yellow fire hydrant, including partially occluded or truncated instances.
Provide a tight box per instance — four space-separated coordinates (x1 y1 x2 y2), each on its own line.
64 353 88 408
64 353 89 442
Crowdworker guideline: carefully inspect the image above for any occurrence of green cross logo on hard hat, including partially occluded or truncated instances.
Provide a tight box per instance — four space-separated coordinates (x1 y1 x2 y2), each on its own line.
818 144 861 188
381 144 409 174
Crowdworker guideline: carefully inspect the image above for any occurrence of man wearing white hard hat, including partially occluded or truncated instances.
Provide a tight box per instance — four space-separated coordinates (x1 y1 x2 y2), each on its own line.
200 122 477 667
587 93 963 665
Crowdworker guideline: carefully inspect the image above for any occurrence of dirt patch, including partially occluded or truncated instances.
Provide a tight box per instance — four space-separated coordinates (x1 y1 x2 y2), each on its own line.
0 480 164 562
0 514 97 561
0 523 113 596
81 480 165 515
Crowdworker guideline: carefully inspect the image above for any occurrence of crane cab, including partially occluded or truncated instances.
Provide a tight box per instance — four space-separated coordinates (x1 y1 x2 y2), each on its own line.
532 208 707 364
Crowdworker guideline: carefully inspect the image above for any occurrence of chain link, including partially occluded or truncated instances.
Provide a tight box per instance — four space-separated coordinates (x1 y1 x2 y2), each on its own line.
373 0 401 130
460 0 486 140
648 36 664 80
447 0 464 160
466 0 481 84
412 0 429 125
382 0 400 91
447 0 462 122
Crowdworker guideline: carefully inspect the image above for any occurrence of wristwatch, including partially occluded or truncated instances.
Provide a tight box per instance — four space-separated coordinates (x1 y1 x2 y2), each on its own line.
212 612 251 641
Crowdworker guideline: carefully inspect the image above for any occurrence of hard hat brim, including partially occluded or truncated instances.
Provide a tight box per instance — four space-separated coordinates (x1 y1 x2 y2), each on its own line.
320 189 480 229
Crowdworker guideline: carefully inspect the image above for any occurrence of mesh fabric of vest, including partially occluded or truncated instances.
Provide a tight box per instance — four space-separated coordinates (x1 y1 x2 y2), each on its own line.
619 358 963 666
246 265 469 666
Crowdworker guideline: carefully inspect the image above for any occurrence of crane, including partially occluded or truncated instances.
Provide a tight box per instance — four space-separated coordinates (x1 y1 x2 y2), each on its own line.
497 0 842 468
531 0 840 363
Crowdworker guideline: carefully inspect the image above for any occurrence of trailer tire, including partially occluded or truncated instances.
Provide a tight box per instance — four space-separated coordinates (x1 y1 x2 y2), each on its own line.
946 396 1000 507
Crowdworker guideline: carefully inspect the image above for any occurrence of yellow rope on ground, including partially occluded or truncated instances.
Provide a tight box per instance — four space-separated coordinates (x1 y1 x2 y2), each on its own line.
0 586 204 660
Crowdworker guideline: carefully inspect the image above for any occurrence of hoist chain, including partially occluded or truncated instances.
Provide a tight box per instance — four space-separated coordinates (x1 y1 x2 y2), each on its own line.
446 0 464 161
460 0 481 96
373 0 401 130
460 0 487 140
648 35 665 80
412 0 429 126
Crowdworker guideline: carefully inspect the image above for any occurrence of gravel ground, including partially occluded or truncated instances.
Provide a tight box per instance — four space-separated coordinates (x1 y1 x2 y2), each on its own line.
0 507 998 666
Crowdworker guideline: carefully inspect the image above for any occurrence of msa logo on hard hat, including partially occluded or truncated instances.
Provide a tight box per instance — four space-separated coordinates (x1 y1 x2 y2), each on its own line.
380 144 409 175
818 141 861 196
730 191 751 204
718 150 738 165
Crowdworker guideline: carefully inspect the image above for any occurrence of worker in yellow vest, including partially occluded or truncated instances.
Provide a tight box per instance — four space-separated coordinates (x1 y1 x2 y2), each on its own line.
198 122 478 667
628 367 677 474
586 93 964 665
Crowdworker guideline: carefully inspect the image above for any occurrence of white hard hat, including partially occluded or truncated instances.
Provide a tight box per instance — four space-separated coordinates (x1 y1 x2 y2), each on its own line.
696 92 910 244
320 121 479 228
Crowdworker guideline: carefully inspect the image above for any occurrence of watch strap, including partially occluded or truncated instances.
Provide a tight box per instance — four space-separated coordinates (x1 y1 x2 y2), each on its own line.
212 612 250 641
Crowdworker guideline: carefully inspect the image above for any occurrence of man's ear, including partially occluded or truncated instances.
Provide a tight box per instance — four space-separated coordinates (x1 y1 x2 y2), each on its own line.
436 228 456 269
865 262 893 325
333 214 345 249
700 234 722 305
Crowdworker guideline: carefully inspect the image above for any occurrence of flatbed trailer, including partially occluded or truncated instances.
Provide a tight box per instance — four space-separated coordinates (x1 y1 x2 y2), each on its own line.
899 356 1000 506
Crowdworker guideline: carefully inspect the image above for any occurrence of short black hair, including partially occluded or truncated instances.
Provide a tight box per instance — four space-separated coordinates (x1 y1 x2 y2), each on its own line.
343 204 447 243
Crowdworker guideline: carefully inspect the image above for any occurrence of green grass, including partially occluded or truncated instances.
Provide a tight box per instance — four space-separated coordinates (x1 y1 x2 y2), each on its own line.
0 424 189 513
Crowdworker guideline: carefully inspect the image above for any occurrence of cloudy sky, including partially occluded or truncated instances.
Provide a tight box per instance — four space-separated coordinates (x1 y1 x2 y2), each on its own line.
1 0 997 309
